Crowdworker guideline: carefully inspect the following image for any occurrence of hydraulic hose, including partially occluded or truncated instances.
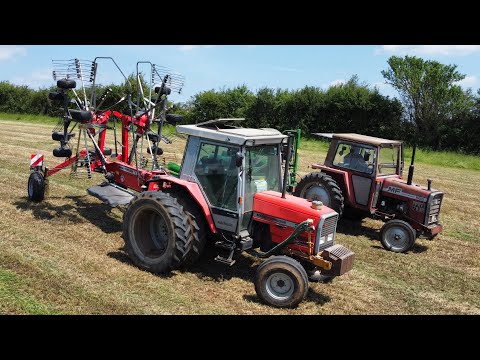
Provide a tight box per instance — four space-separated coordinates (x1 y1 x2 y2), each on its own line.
249 219 314 258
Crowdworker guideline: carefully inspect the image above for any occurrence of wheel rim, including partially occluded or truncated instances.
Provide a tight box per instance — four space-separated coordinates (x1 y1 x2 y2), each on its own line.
384 225 410 251
303 184 331 205
265 272 295 301
132 205 169 260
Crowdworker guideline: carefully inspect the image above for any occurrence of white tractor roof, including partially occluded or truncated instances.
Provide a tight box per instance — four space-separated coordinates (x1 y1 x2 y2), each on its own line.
176 120 287 146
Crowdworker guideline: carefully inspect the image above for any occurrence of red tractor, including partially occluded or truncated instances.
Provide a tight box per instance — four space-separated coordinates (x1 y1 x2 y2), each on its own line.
121 120 355 308
294 133 443 253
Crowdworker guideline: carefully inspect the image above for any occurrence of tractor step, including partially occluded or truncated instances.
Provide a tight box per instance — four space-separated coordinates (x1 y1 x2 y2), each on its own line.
214 251 236 266
214 240 237 266
215 240 236 251
87 183 134 207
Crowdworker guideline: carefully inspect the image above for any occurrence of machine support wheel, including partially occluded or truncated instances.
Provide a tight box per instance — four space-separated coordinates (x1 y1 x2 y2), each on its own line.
254 256 309 308
122 191 190 273
380 219 416 253
27 171 45 202
293 172 344 217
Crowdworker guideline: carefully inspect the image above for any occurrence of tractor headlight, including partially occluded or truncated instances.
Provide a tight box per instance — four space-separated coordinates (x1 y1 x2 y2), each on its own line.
327 234 334 242
319 236 326 244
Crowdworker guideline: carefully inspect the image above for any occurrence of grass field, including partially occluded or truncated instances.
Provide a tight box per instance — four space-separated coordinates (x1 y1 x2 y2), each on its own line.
0 118 479 314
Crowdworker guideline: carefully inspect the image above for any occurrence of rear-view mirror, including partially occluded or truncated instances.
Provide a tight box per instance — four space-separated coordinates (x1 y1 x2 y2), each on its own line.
235 152 244 167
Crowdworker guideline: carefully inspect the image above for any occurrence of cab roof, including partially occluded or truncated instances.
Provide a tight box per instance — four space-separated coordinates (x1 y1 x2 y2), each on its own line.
314 133 402 146
176 119 287 145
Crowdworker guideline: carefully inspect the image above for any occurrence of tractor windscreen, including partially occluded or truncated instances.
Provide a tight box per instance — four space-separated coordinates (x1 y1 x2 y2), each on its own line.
378 145 400 175
333 142 376 174
245 145 281 194
241 144 282 230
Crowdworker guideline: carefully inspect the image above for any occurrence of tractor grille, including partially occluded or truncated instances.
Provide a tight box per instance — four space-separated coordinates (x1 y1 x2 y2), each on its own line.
426 193 443 225
315 213 338 253
322 215 338 236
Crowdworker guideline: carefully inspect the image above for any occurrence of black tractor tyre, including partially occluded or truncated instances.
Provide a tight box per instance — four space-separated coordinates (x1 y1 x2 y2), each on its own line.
254 256 309 308
27 172 45 202
293 172 344 217
380 219 416 253
122 191 191 273
165 188 208 265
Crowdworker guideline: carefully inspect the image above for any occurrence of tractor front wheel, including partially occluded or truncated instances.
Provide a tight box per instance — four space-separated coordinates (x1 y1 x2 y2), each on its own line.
122 191 190 273
293 172 344 217
380 219 416 253
27 172 45 202
254 256 309 308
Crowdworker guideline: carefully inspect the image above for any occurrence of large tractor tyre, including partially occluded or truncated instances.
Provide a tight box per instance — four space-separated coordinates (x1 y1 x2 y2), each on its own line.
122 191 191 273
254 256 309 308
293 172 344 217
380 219 416 253
165 188 208 265
28 172 45 202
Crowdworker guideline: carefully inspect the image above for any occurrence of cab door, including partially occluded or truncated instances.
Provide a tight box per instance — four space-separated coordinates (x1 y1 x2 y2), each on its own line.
190 140 240 234
332 141 377 209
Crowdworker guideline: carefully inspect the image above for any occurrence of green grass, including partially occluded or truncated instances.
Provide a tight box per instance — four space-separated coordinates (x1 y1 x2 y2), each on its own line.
403 147 480 171
0 268 56 314
0 112 59 125
299 137 480 171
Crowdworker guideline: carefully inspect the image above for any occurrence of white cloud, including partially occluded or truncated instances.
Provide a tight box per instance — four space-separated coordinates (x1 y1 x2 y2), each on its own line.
329 79 345 87
273 66 302 73
456 75 477 87
0 46 27 61
12 68 53 89
377 45 480 56
178 45 216 52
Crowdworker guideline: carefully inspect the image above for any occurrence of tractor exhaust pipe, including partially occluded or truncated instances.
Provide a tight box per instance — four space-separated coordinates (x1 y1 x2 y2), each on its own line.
407 143 416 185
282 134 293 199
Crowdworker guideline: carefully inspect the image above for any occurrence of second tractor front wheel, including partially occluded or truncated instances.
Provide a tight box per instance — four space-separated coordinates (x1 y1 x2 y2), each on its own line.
254 256 309 308
380 219 416 253
293 172 344 217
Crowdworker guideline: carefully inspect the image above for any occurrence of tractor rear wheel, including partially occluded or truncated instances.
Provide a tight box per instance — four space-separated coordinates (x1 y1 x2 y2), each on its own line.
27 172 45 202
166 188 208 265
294 172 344 217
254 256 309 308
380 219 416 253
122 191 190 273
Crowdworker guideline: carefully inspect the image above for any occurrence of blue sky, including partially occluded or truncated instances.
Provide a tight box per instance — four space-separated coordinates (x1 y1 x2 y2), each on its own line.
1 45 479 103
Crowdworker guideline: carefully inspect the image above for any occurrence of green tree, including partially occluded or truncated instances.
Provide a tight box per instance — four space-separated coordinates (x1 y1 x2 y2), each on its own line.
382 55 468 149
